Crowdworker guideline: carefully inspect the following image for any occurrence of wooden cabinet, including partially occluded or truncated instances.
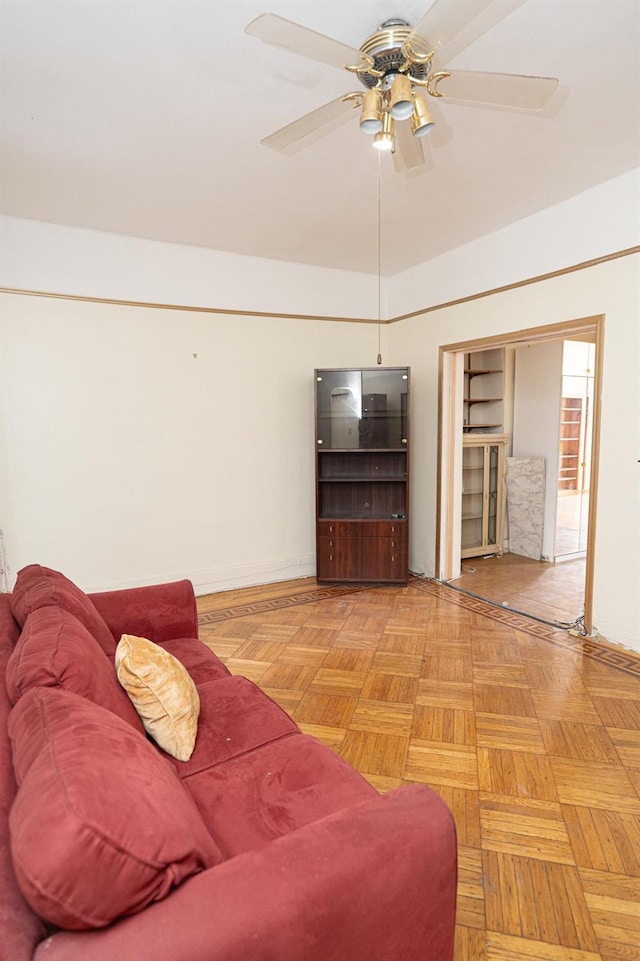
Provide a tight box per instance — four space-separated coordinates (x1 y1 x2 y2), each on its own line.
461 434 506 559
315 368 409 584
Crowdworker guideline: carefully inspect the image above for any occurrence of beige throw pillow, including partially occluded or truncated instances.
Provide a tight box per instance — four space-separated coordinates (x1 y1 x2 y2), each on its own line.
115 635 200 761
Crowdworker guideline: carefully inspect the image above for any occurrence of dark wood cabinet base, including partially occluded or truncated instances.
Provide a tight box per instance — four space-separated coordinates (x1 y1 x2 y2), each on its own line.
317 520 408 584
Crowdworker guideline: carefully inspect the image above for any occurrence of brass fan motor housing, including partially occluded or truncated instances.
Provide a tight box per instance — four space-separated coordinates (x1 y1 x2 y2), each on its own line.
356 19 431 89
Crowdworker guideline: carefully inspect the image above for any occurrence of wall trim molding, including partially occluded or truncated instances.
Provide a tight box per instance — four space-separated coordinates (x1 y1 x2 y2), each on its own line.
0 287 374 325
1 245 637 324
390 246 639 322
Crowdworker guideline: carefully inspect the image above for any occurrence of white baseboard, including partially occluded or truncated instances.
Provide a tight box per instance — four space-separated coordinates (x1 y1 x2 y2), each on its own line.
190 555 316 596
86 554 317 596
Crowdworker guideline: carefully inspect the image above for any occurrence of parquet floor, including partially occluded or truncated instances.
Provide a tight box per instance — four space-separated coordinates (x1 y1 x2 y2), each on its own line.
197 577 640 961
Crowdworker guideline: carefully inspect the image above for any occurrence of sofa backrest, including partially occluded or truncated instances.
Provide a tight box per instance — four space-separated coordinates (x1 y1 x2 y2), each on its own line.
11 564 116 656
0 572 209 956
0 594 46 961
6 605 143 731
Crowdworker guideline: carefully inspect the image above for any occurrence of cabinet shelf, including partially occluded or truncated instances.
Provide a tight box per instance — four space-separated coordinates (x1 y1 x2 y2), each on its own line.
319 476 405 483
463 423 503 432
317 446 407 453
320 512 406 521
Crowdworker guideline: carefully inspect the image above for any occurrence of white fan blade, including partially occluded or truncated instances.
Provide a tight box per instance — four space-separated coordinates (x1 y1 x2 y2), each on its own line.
246 13 364 72
437 70 558 111
261 95 361 155
393 122 432 173
427 99 453 148
409 0 525 65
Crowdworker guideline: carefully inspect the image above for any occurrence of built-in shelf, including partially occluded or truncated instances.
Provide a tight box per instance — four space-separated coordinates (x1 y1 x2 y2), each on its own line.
464 423 503 431
466 369 502 376
463 349 506 434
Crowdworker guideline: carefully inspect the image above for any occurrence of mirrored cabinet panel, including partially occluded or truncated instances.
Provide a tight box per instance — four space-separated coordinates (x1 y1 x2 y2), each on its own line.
315 368 409 450
315 368 410 584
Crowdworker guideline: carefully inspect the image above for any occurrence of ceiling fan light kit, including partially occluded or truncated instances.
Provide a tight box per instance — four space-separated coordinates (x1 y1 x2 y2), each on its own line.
359 88 383 135
351 17 438 155
410 95 435 137
372 111 395 152
388 74 415 121
245 0 559 173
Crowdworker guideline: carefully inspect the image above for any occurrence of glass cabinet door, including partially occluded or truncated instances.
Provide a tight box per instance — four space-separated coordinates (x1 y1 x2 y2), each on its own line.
462 445 485 550
487 444 499 547
316 368 409 450
461 440 503 555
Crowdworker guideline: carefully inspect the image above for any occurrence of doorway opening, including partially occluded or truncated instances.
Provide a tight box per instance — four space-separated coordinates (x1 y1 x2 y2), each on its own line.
436 316 603 634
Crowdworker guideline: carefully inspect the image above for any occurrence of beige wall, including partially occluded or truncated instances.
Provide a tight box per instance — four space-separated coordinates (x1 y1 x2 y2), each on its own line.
1 208 638 650
0 293 382 593
1 253 638 650
387 253 640 651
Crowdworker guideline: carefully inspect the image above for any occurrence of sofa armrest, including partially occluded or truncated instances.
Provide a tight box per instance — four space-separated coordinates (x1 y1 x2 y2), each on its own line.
88 580 199 645
34 784 456 961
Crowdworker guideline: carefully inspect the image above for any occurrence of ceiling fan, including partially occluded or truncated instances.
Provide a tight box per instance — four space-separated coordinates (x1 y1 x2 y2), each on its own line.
245 0 559 172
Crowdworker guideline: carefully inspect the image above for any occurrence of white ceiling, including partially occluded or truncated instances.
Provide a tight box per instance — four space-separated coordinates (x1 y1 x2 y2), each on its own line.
1 0 639 276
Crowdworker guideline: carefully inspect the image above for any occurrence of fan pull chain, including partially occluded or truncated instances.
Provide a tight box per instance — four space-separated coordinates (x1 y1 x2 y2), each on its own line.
377 152 382 365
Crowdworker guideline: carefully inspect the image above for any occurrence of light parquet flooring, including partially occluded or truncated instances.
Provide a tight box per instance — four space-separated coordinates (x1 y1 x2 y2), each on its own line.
197 577 640 961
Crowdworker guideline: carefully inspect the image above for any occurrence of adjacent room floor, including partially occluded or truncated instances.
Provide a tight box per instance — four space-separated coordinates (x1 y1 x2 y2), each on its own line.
556 489 590 557
447 551 586 626
197 577 640 961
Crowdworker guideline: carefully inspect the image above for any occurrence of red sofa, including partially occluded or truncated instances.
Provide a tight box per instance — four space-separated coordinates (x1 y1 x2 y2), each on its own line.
1 565 457 961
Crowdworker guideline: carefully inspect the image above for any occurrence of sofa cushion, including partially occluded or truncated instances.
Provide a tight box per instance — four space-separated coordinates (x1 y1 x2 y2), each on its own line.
10 565 115 657
185 733 376 858
5 607 143 731
165 676 299 777
8 687 222 930
159 636 231 686
116 634 200 761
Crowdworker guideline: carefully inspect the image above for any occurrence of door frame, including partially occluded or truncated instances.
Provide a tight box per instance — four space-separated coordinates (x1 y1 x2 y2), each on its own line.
435 315 604 634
